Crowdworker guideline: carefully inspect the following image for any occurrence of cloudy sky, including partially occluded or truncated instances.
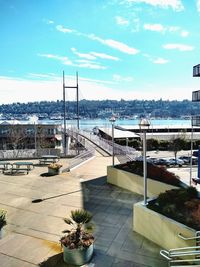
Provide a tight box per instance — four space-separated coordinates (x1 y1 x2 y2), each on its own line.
1 0 200 104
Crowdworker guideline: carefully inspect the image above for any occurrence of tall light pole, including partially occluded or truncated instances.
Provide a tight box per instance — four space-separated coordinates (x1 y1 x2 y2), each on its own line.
109 116 116 166
139 118 150 206
190 117 194 186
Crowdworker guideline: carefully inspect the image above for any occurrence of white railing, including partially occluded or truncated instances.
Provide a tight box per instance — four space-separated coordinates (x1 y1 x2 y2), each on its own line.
64 129 95 171
160 246 200 266
74 128 139 162
178 232 200 241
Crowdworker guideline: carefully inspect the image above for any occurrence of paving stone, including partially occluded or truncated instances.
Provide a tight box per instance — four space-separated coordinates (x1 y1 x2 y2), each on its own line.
0 156 166 266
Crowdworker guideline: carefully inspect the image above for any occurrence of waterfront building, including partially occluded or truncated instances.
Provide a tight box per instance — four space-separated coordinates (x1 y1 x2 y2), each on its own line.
99 124 200 142
0 122 62 151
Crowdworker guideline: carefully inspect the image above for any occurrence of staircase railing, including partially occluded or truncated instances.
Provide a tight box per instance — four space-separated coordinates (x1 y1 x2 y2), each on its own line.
160 246 200 266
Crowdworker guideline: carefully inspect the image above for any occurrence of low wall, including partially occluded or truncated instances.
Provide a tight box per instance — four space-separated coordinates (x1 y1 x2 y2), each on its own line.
107 166 178 198
133 202 196 250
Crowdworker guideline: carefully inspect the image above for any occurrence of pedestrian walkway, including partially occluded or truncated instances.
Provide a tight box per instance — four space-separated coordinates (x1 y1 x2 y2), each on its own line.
0 155 167 267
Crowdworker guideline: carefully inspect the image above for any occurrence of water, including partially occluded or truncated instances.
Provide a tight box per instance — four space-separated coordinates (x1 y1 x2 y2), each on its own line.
1 118 191 130
37 118 191 130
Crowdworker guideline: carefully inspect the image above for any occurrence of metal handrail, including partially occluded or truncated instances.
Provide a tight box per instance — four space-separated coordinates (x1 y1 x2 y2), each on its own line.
160 250 172 260
169 245 200 253
160 246 200 267
178 232 200 240
75 128 138 159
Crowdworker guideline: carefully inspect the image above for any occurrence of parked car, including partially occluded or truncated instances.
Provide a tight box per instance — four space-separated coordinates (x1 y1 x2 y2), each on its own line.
179 156 190 164
179 156 198 165
168 158 184 167
155 158 171 167
193 150 198 157
147 157 158 164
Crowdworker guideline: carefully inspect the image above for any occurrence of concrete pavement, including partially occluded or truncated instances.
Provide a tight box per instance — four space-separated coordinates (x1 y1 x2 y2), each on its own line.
0 155 167 267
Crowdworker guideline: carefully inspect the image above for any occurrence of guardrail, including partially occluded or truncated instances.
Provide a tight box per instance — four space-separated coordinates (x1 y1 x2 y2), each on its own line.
160 246 200 266
63 129 95 171
70 128 139 163
178 232 200 241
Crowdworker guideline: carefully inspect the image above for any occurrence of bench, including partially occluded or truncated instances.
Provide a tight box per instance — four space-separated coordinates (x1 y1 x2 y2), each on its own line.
39 155 59 165
0 162 11 173
11 168 30 174
39 159 57 165
10 162 34 175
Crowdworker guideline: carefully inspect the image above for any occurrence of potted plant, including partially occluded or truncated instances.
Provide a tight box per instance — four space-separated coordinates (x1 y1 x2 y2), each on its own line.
48 163 62 175
60 209 94 266
0 209 7 239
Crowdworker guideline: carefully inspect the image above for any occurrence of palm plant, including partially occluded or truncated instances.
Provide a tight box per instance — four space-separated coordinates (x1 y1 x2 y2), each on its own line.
60 209 94 249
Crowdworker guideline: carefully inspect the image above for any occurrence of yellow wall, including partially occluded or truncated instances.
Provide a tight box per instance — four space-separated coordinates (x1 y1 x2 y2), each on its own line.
133 202 196 250
107 166 178 198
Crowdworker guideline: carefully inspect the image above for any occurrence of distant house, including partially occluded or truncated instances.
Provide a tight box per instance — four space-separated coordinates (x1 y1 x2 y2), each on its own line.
0 122 62 151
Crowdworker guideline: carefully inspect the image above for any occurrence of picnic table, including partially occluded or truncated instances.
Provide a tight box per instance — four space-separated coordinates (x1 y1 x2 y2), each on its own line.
0 161 11 173
39 155 59 165
11 162 34 174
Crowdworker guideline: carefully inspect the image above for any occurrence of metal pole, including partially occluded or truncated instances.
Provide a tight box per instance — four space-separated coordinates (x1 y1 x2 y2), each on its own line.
62 72 79 156
63 71 67 156
76 72 79 155
76 72 79 130
112 122 114 166
34 123 37 153
143 130 147 206
190 121 194 186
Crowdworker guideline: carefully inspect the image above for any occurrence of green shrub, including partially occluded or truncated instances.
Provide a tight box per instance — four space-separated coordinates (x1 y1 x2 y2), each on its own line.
115 160 181 187
149 187 200 230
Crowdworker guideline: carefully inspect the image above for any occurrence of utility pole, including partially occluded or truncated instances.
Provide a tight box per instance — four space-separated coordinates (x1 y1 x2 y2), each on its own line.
63 71 79 156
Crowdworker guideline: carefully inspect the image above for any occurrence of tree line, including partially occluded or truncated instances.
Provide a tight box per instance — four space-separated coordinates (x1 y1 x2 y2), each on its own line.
1 99 200 118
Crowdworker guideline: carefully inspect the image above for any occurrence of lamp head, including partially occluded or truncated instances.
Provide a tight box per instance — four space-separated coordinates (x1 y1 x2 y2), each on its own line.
109 116 116 123
139 118 150 129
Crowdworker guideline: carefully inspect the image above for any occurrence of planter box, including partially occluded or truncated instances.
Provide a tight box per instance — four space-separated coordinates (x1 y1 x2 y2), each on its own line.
62 244 94 265
107 166 179 198
133 202 196 250
48 167 60 175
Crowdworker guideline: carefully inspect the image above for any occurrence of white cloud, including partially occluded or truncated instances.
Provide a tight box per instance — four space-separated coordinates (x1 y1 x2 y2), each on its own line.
115 16 129 26
113 74 133 82
75 59 107 69
38 53 106 70
0 76 62 104
144 24 189 37
38 53 73 65
0 75 195 104
152 57 169 64
71 48 96 60
47 20 54 24
54 24 139 55
144 23 165 32
197 0 200 12
56 25 73 33
0 75 120 103
125 0 184 11
163 43 194 51
88 34 139 55
90 52 119 61
180 30 189 37
168 26 180 32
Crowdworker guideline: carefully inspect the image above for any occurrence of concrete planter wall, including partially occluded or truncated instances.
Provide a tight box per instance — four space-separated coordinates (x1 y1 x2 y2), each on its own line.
133 202 196 250
107 166 178 198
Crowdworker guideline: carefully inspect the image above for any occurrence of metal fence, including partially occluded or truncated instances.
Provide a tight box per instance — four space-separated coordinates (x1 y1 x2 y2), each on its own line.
0 148 61 160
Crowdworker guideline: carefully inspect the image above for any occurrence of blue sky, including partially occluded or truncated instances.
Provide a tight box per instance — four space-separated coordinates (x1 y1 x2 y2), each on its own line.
1 0 200 104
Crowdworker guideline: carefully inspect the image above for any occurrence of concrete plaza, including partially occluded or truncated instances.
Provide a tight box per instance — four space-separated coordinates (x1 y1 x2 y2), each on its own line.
0 153 168 267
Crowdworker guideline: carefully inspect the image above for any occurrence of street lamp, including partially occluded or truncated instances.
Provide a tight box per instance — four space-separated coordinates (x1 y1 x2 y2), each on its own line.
139 118 150 206
109 116 116 166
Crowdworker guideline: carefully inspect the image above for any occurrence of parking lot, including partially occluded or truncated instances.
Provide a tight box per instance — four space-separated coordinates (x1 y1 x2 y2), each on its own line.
146 150 199 187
